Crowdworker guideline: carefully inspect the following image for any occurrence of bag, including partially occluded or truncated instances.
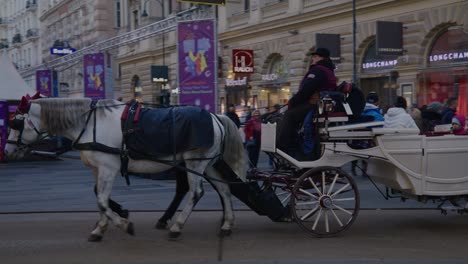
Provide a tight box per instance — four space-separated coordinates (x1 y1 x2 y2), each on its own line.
336 81 365 120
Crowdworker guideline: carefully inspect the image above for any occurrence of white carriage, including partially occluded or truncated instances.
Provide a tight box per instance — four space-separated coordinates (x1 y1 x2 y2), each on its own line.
257 113 468 237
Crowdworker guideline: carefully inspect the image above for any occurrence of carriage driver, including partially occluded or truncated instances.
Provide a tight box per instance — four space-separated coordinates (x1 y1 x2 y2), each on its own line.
277 48 337 157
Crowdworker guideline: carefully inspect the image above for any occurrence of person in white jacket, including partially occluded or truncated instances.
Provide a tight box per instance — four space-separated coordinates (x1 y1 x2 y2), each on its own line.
384 96 419 130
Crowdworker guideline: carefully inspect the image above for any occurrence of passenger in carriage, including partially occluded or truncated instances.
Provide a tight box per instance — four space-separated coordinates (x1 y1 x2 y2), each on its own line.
277 48 336 158
452 114 468 135
362 92 384 122
441 97 458 125
421 102 443 132
384 96 419 130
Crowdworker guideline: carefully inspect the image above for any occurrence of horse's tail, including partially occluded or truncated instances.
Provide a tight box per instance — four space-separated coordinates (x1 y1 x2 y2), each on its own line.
216 115 247 181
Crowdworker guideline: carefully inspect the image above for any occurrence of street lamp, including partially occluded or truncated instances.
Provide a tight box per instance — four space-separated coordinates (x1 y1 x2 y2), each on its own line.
141 0 165 66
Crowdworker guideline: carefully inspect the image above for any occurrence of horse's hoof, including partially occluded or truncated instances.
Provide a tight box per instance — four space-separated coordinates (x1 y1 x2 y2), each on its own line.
219 229 232 237
155 221 168 230
126 222 135 236
88 234 103 242
168 232 181 241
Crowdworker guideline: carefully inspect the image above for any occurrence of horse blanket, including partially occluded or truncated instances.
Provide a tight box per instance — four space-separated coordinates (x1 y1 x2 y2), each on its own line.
122 105 214 159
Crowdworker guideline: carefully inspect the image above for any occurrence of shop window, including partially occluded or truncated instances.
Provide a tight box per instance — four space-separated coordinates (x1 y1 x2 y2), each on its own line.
418 28 468 116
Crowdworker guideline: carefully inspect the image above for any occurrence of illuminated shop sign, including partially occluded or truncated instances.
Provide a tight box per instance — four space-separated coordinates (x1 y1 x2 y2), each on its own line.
362 60 398 69
233 49 254 73
429 51 468 62
226 77 247 86
50 47 76 55
261 73 279 81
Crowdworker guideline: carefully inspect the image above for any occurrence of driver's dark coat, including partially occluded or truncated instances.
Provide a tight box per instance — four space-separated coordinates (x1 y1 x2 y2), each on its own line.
288 59 336 109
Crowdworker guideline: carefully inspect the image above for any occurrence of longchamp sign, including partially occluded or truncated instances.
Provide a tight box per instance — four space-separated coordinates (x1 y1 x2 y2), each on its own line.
232 49 254 73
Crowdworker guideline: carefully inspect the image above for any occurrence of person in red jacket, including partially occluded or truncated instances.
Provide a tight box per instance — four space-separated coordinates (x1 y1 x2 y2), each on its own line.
244 110 262 167
277 48 337 156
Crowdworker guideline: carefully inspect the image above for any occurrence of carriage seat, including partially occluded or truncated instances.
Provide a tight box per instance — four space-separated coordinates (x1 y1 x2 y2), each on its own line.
318 112 349 123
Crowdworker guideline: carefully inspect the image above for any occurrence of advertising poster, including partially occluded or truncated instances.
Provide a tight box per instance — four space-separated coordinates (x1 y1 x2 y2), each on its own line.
0 101 7 161
83 53 106 99
177 20 216 113
36 70 52 97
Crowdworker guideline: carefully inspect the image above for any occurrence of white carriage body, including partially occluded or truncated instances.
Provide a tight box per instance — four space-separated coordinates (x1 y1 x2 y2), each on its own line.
261 121 468 197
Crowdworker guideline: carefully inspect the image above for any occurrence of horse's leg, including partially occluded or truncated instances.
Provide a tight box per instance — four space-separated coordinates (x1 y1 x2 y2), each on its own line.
89 169 109 242
94 184 129 219
156 167 189 229
205 166 235 237
168 161 207 240
90 167 134 242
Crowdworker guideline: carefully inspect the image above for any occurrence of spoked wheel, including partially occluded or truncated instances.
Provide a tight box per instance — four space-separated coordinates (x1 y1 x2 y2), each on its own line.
291 166 360 237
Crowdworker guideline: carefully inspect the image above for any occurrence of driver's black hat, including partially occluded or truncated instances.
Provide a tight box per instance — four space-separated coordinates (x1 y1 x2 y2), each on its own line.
311 48 330 58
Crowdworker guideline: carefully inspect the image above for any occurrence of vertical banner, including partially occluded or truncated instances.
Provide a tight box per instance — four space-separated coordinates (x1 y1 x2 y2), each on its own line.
52 70 59 97
83 53 106 99
376 21 403 56
316 33 341 63
177 20 216 112
36 70 52 97
0 101 7 161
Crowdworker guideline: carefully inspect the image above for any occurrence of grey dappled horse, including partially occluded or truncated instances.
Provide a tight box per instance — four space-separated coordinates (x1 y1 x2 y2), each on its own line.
5 98 247 241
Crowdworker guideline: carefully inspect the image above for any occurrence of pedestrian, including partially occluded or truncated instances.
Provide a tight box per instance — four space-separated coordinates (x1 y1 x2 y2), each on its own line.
421 102 443 132
244 110 262 167
384 96 419 129
441 97 458 124
225 104 241 128
277 47 336 158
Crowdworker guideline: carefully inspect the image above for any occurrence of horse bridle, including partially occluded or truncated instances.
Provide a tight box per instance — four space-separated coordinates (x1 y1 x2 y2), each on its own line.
7 112 48 149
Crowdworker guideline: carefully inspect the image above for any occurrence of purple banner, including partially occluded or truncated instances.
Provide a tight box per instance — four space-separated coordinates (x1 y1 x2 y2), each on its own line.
178 20 216 112
36 70 52 96
83 53 106 99
0 101 7 161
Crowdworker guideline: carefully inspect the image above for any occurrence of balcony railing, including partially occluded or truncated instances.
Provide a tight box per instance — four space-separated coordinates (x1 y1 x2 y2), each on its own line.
0 39 8 49
26 0 38 11
0 17 8 26
26 28 39 39
12 34 22 44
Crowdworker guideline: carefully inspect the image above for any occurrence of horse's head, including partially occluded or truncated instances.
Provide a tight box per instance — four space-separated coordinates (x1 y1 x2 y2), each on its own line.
5 95 46 160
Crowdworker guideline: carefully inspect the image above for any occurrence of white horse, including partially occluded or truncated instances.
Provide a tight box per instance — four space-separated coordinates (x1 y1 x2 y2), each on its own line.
5 98 247 242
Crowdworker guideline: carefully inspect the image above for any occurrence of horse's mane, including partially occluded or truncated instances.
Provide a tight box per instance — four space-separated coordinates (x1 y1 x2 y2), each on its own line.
33 98 121 135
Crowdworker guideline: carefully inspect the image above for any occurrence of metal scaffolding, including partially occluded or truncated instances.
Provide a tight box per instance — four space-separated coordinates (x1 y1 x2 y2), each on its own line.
19 7 213 78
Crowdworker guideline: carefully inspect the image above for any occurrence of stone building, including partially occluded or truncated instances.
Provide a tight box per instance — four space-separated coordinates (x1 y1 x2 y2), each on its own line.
39 0 117 97
0 0 43 88
217 0 468 115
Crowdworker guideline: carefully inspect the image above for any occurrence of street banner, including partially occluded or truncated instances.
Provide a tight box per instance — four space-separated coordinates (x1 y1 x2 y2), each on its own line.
0 101 7 161
36 70 52 97
232 49 254 73
83 53 106 99
177 19 216 112
177 0 226 6
376 21 403 56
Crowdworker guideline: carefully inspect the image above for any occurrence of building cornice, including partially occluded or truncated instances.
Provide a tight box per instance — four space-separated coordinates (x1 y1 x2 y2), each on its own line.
39 0 73 22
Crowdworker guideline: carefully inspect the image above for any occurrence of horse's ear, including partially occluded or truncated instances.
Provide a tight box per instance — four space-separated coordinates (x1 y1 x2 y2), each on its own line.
31 92 41 100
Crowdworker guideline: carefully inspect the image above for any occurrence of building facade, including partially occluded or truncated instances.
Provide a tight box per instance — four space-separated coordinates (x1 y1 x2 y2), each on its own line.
217 0 468 115
39 0 117 97
0 0 43 89
115 0 203 104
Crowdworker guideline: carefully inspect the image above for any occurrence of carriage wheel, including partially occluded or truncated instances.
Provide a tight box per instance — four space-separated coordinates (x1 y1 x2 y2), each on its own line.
291 166 360 237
